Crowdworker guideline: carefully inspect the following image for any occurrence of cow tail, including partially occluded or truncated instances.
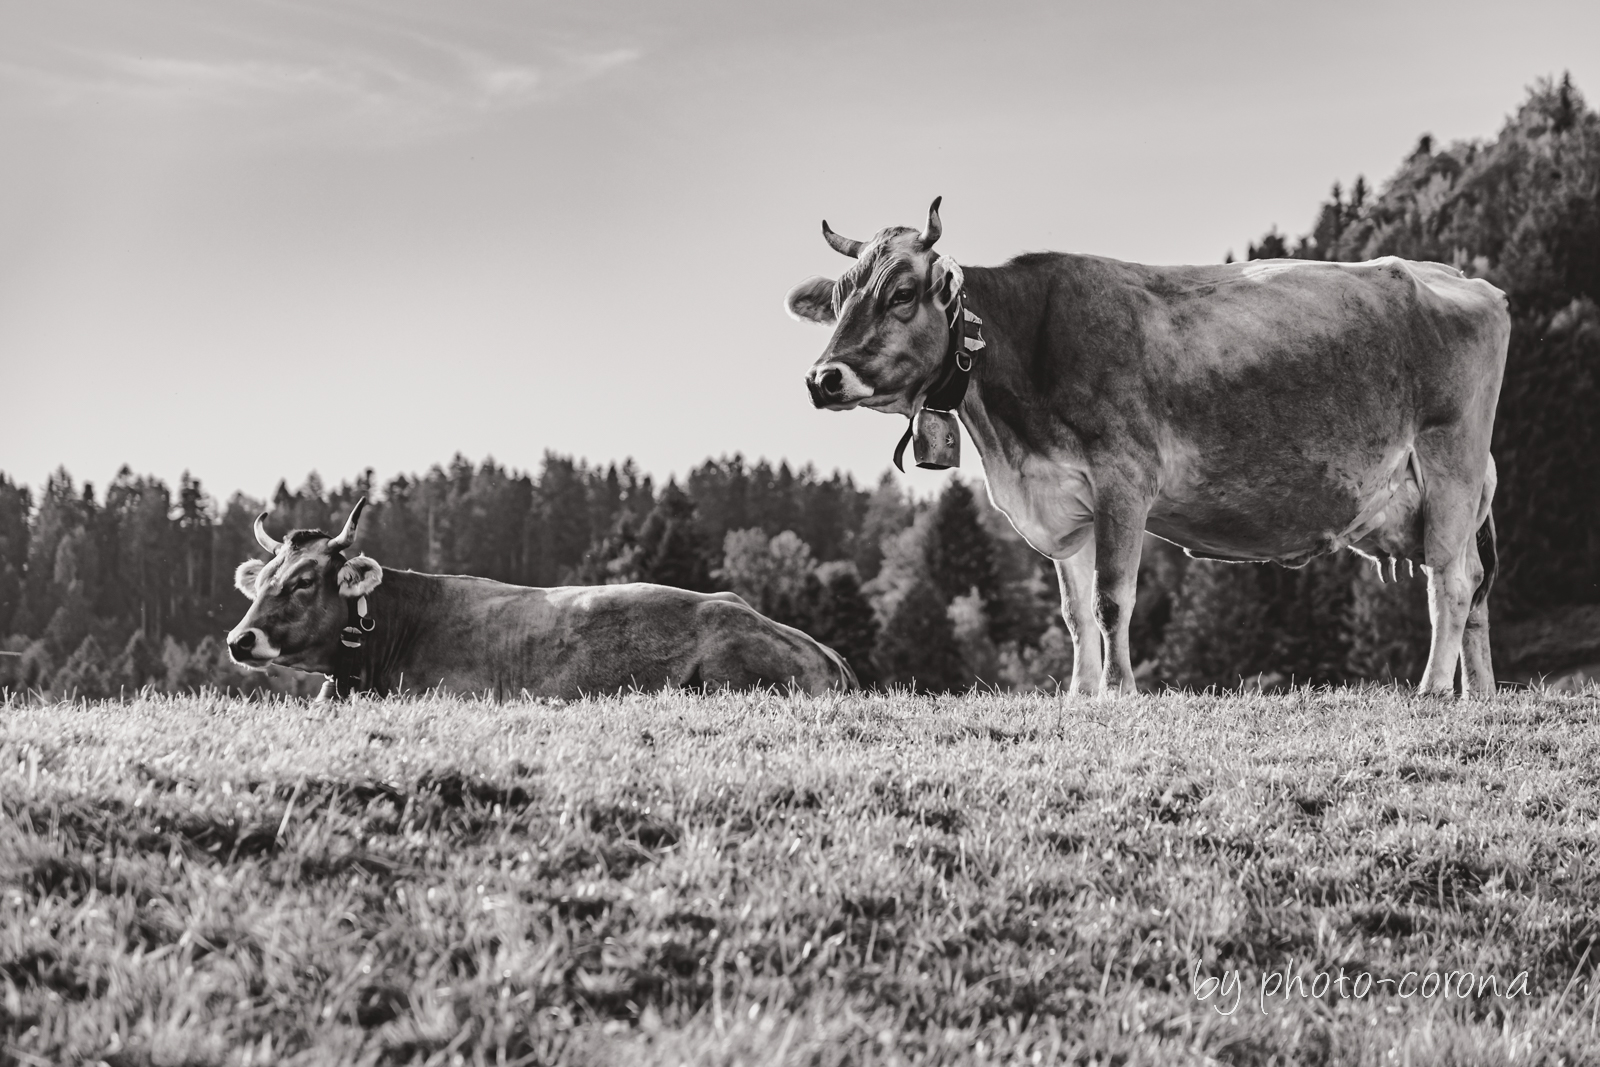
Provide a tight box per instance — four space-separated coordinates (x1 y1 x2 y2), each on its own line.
1471 509 1497 611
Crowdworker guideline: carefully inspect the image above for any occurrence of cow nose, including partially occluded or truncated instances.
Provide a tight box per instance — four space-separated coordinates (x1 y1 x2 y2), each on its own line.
818 367 844 398
229 631 255 659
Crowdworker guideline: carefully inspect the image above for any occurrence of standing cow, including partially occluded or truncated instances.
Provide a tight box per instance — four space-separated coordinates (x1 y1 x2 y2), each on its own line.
227 499 857 699
786 199 1507 696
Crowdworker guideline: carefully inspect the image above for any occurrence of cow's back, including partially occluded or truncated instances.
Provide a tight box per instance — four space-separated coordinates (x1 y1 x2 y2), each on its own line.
1128 256 1506 405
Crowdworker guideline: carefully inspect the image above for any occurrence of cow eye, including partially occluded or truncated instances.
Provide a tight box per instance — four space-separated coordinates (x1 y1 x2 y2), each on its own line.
294 573 317 590
891 287 914 305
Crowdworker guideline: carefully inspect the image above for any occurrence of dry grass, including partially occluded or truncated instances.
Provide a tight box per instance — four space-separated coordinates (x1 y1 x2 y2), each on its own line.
2 684 1598 1066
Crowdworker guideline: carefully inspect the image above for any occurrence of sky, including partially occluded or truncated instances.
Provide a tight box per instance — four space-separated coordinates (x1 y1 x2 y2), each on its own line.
3 0 1597 506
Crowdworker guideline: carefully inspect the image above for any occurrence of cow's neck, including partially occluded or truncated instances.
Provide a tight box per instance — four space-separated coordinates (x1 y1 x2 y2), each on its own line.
954 264 1083 467
337 569 439 695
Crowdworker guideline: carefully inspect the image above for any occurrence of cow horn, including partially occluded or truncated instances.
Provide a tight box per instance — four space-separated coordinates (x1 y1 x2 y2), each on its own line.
919 196 943 249
254 512 282 554
821 220 863 259
328 497 367 551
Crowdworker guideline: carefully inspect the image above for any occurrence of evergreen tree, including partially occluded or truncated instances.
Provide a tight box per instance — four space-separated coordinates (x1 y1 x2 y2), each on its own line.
8 640 56 695
874 577 966 691
112 630 165 691
636 482 712 592
102 468 173 638
873 576 965 692
853 471 915 581
536 453 594 584
0 475 30 636
169 471 216 644
450 459 534 583
589 460 654 546
163 635 211 692
976 497 1059 651
578 514 645 585
791 467 866 563
41 528 96 658
1156 561 1270 689
1247 228 1291 260
53 635 116 700
24 469 93 638
801 561 879 688
925 479 1001 623
687 454 754 548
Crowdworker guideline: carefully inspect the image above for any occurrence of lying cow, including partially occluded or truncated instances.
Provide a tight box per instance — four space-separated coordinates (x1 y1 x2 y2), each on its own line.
787 198 1508 696
226 499 857 699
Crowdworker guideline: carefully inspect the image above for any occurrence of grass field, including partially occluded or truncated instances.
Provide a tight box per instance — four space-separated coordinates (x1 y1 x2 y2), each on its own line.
3 685 1598 1066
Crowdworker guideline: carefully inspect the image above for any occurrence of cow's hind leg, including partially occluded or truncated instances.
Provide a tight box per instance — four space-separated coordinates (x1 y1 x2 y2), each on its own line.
1462 598 1493 695
1462 504 1498 695
690 607 835 694
1420 453 1500 696
1420 554 1472 694
1055 545 1102 695
1418 474 1484 694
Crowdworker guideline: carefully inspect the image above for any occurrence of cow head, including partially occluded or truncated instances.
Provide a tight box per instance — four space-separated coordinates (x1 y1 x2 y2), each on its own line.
226 498 383 673
786 197 964 417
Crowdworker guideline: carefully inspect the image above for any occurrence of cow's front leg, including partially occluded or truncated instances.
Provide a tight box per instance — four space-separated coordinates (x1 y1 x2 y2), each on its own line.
1093 501 1148 695
1054 543 1101 695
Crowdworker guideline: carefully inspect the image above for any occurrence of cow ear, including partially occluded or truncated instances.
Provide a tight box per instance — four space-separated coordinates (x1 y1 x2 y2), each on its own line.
931 255 965 314
235 559 265 598
337 554 384 598
785 276 837 325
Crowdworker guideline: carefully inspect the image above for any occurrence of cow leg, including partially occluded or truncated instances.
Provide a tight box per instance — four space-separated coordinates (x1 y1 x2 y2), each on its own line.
1462 597 1494 695
1462 464 1498 696
1093 504 1147 696
1457 528 1495 695
1054 544 1102 695
1418 487 1480 694
1420 550 1475 694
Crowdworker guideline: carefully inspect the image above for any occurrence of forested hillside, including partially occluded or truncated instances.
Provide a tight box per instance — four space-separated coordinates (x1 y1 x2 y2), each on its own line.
3 77 1594 698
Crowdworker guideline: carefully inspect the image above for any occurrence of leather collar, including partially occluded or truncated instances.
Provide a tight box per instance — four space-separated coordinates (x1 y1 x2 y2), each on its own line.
329 553 375 698
893 289 986 472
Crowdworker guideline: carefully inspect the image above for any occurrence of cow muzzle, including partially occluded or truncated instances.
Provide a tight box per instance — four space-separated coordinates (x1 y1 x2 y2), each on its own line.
226 626 280 666
807 362 872 409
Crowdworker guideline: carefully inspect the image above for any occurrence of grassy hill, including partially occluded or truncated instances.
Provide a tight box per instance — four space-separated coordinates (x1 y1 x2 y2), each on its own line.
3 686 1598 1065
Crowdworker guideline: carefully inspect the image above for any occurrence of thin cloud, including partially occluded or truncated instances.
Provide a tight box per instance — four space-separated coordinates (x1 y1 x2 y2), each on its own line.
2 32 641 145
